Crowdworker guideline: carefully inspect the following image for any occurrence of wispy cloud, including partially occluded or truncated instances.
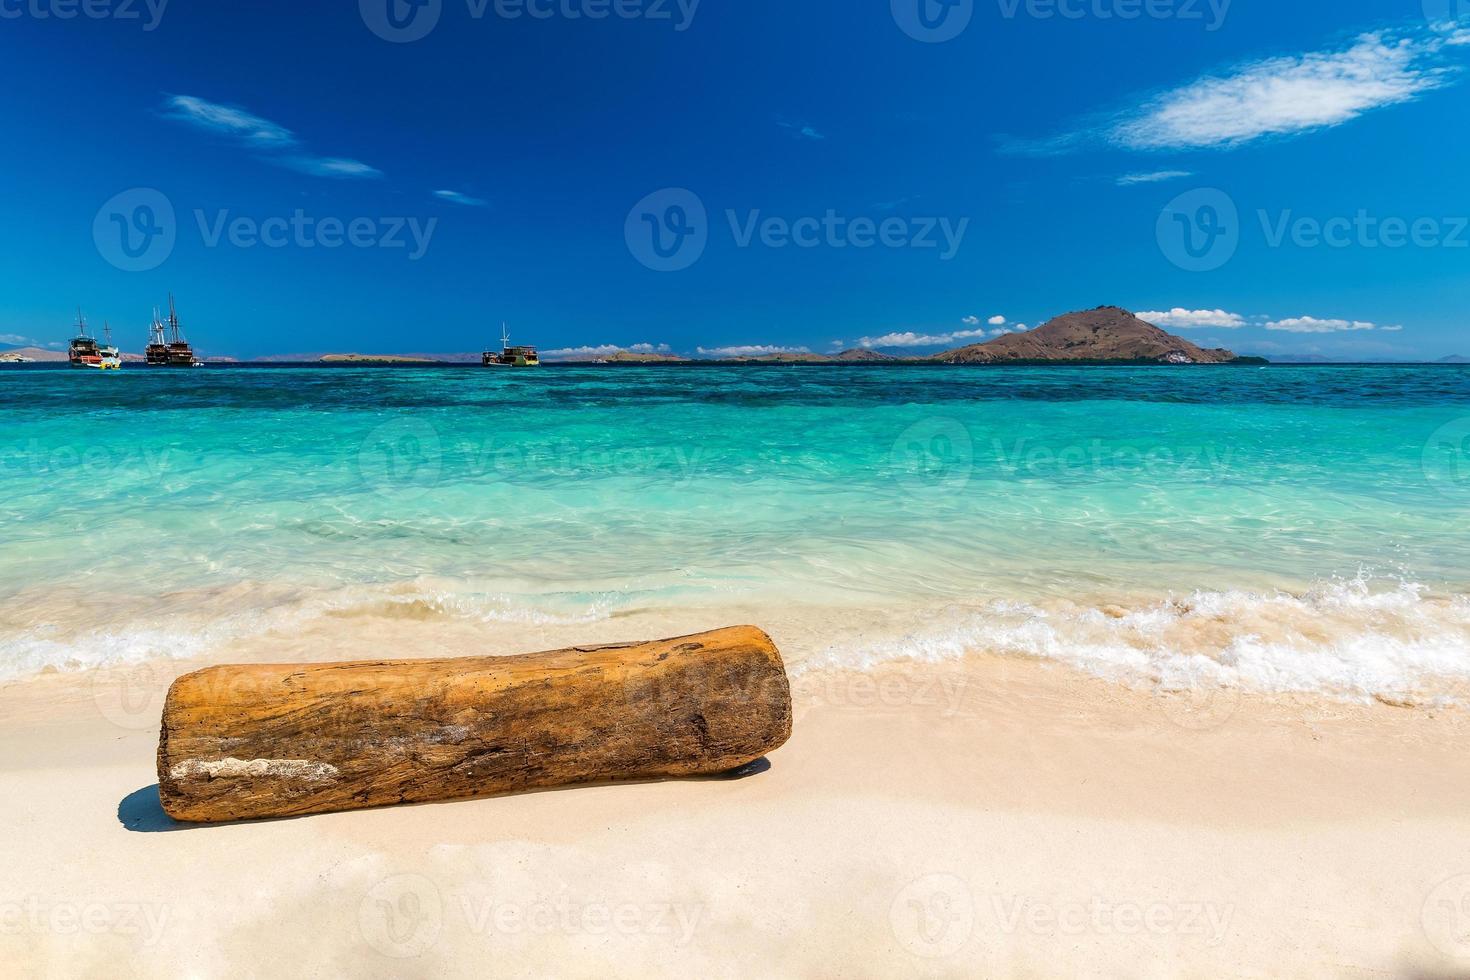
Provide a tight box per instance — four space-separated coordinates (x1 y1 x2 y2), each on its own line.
1112 29 1460 150
696 344 810 358
775 117 825 140
856 320 1019 348
162 95 296 147
1117 170 1194 185
278 156 383 180
1265 316 1390 333
1139 308 1247 329
433 190 488 207
0 333 41 346
161 95 383 179
1012 24 1467 154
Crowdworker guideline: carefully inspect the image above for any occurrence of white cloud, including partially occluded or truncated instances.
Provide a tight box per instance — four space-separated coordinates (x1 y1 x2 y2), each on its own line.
1012 324 1028 332
1380 325 1404 332
279 156 383 180
1138 308 1248 329
961 316 981 326
696 345 811 358
1117 170 1194 185
1265 316 1379 333
987 315 1007 326
162 95 296 146
0 333 40 346
163 95 382 179
856 326 1011 348
543 343 671 359
434 189 488 207
1109 29 1460 150
776 118 825 140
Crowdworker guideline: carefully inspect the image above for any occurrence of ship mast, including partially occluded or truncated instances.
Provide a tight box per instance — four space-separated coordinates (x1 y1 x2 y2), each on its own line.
76 307 89 337
502 321 510 350
167 293 182 343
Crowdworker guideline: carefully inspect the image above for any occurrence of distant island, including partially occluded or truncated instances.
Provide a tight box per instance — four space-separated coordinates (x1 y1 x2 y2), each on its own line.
13 307 1465 367
561 307 1263 366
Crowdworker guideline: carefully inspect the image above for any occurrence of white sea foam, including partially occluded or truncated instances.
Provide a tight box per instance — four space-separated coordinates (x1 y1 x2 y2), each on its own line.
6 576 1470 704
797 578 1470 704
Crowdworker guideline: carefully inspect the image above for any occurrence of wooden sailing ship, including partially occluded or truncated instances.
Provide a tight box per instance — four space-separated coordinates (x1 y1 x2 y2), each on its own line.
145 295 202 367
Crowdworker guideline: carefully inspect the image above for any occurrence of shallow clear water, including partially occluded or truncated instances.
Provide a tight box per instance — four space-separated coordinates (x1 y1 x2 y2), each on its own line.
3 364 1469 697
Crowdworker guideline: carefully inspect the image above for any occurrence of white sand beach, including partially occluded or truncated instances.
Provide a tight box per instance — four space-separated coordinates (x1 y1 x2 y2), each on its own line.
5 623 1470 978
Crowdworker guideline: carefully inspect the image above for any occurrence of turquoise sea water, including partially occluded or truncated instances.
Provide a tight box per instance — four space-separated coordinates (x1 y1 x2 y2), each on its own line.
3 364 1469 697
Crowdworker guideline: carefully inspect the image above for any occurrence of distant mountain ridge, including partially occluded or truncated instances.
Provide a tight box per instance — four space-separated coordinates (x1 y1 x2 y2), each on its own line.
931 307 1242 364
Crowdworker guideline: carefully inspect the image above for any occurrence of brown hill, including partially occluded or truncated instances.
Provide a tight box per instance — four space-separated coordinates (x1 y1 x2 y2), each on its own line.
832 349 896 362
933 307 1239 364
604 350 688 362
0 346 67 362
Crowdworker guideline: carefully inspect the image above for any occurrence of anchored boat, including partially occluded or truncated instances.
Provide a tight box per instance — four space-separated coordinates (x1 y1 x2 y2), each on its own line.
67 310 119 369
482 323 540 367
145 295 203 367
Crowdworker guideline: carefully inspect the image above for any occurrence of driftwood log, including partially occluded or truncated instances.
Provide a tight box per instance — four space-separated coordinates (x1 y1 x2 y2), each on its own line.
157 626 791 822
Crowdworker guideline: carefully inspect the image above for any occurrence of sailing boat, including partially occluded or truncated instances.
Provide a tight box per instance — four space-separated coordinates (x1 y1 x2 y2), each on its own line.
97 321 122 370
68 310 103 368
145 295 202 367
481 323 540 367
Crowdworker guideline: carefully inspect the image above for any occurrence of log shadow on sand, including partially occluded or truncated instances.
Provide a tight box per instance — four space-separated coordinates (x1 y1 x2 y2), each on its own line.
117 758 771 834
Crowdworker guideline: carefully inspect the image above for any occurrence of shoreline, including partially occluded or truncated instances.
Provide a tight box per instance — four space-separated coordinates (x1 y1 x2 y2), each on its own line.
4 652 1470 975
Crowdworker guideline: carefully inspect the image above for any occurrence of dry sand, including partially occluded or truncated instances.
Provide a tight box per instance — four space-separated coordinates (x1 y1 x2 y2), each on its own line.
4 641 1470 978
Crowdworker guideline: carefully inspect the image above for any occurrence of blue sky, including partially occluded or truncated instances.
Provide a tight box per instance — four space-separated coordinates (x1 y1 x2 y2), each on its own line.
0 0 1467 360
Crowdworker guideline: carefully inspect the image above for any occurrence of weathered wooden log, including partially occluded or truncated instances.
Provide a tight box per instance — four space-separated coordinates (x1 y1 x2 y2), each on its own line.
157 626 791 822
